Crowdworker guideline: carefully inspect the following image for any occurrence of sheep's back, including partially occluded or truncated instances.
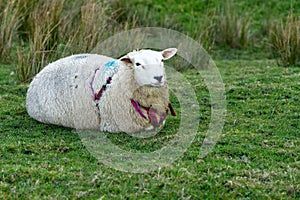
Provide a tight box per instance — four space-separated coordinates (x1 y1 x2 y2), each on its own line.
26 54 113 129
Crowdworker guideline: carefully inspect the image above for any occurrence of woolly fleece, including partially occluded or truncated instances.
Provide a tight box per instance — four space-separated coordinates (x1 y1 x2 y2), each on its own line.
26 53 170 133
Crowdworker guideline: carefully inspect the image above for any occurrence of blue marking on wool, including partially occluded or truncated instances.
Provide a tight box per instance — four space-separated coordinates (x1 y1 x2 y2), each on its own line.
104 60 116 67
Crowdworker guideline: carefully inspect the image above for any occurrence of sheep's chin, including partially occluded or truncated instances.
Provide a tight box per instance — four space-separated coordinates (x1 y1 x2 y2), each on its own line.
148 82 164 87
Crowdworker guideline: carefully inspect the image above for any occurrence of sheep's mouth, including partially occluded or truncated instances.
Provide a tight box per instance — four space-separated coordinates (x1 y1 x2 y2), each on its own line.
149 82 164 87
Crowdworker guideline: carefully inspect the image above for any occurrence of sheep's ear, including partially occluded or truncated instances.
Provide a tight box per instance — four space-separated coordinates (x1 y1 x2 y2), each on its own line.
120 56 132 65
162 48 177 60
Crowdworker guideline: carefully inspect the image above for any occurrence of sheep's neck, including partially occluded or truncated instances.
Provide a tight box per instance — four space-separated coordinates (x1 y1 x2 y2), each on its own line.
132 85 169 114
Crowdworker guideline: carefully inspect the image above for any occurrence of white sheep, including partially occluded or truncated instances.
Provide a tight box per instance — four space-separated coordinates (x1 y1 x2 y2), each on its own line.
26 48 177 133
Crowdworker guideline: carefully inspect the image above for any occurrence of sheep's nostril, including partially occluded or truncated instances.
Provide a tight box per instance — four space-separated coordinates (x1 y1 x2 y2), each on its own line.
154 76 163 82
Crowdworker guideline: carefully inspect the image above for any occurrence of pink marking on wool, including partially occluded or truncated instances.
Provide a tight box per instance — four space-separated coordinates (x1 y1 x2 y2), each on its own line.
131 99 170 128
90 67 100 100
131 99 147 119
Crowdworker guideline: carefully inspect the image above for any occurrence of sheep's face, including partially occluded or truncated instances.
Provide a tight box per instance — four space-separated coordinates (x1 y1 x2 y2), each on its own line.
120 48 177 87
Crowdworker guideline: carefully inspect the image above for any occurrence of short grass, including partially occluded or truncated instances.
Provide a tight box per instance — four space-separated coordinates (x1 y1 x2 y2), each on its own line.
1 58 299 199
1 0 300 199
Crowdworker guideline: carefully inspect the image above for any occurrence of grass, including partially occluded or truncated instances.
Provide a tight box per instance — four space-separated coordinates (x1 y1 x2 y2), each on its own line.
213 2 252 49
1 0 299 82
113 0 300 58
270 12 300 67
1 0 123 82
16 0 65 82
0 0 23 63
0 0 300 199
1 59 299 199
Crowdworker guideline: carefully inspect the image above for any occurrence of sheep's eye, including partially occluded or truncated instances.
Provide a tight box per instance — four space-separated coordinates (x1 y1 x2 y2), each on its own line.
135 63 141 66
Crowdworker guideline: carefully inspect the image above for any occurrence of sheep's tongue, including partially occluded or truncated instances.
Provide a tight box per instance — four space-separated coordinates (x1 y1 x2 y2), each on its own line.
148 108 167 128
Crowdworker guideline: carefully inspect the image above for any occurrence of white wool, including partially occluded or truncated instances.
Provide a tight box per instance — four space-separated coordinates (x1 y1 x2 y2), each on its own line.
26 54 112 129
26 48 177 133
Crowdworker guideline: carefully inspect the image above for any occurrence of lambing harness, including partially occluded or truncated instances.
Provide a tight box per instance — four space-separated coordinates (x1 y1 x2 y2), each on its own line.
90 60 176 128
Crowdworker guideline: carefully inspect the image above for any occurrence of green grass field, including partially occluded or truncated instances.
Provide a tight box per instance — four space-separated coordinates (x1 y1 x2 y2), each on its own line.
0 0 299 199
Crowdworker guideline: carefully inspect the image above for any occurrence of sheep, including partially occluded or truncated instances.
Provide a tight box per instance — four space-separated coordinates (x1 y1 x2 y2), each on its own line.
26 48 177 133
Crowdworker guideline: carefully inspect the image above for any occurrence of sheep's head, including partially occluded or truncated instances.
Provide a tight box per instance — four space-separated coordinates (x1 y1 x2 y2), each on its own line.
120 48 177 87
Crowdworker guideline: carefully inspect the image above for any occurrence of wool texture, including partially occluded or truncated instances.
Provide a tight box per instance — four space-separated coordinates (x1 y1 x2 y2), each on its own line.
26 53 170 133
